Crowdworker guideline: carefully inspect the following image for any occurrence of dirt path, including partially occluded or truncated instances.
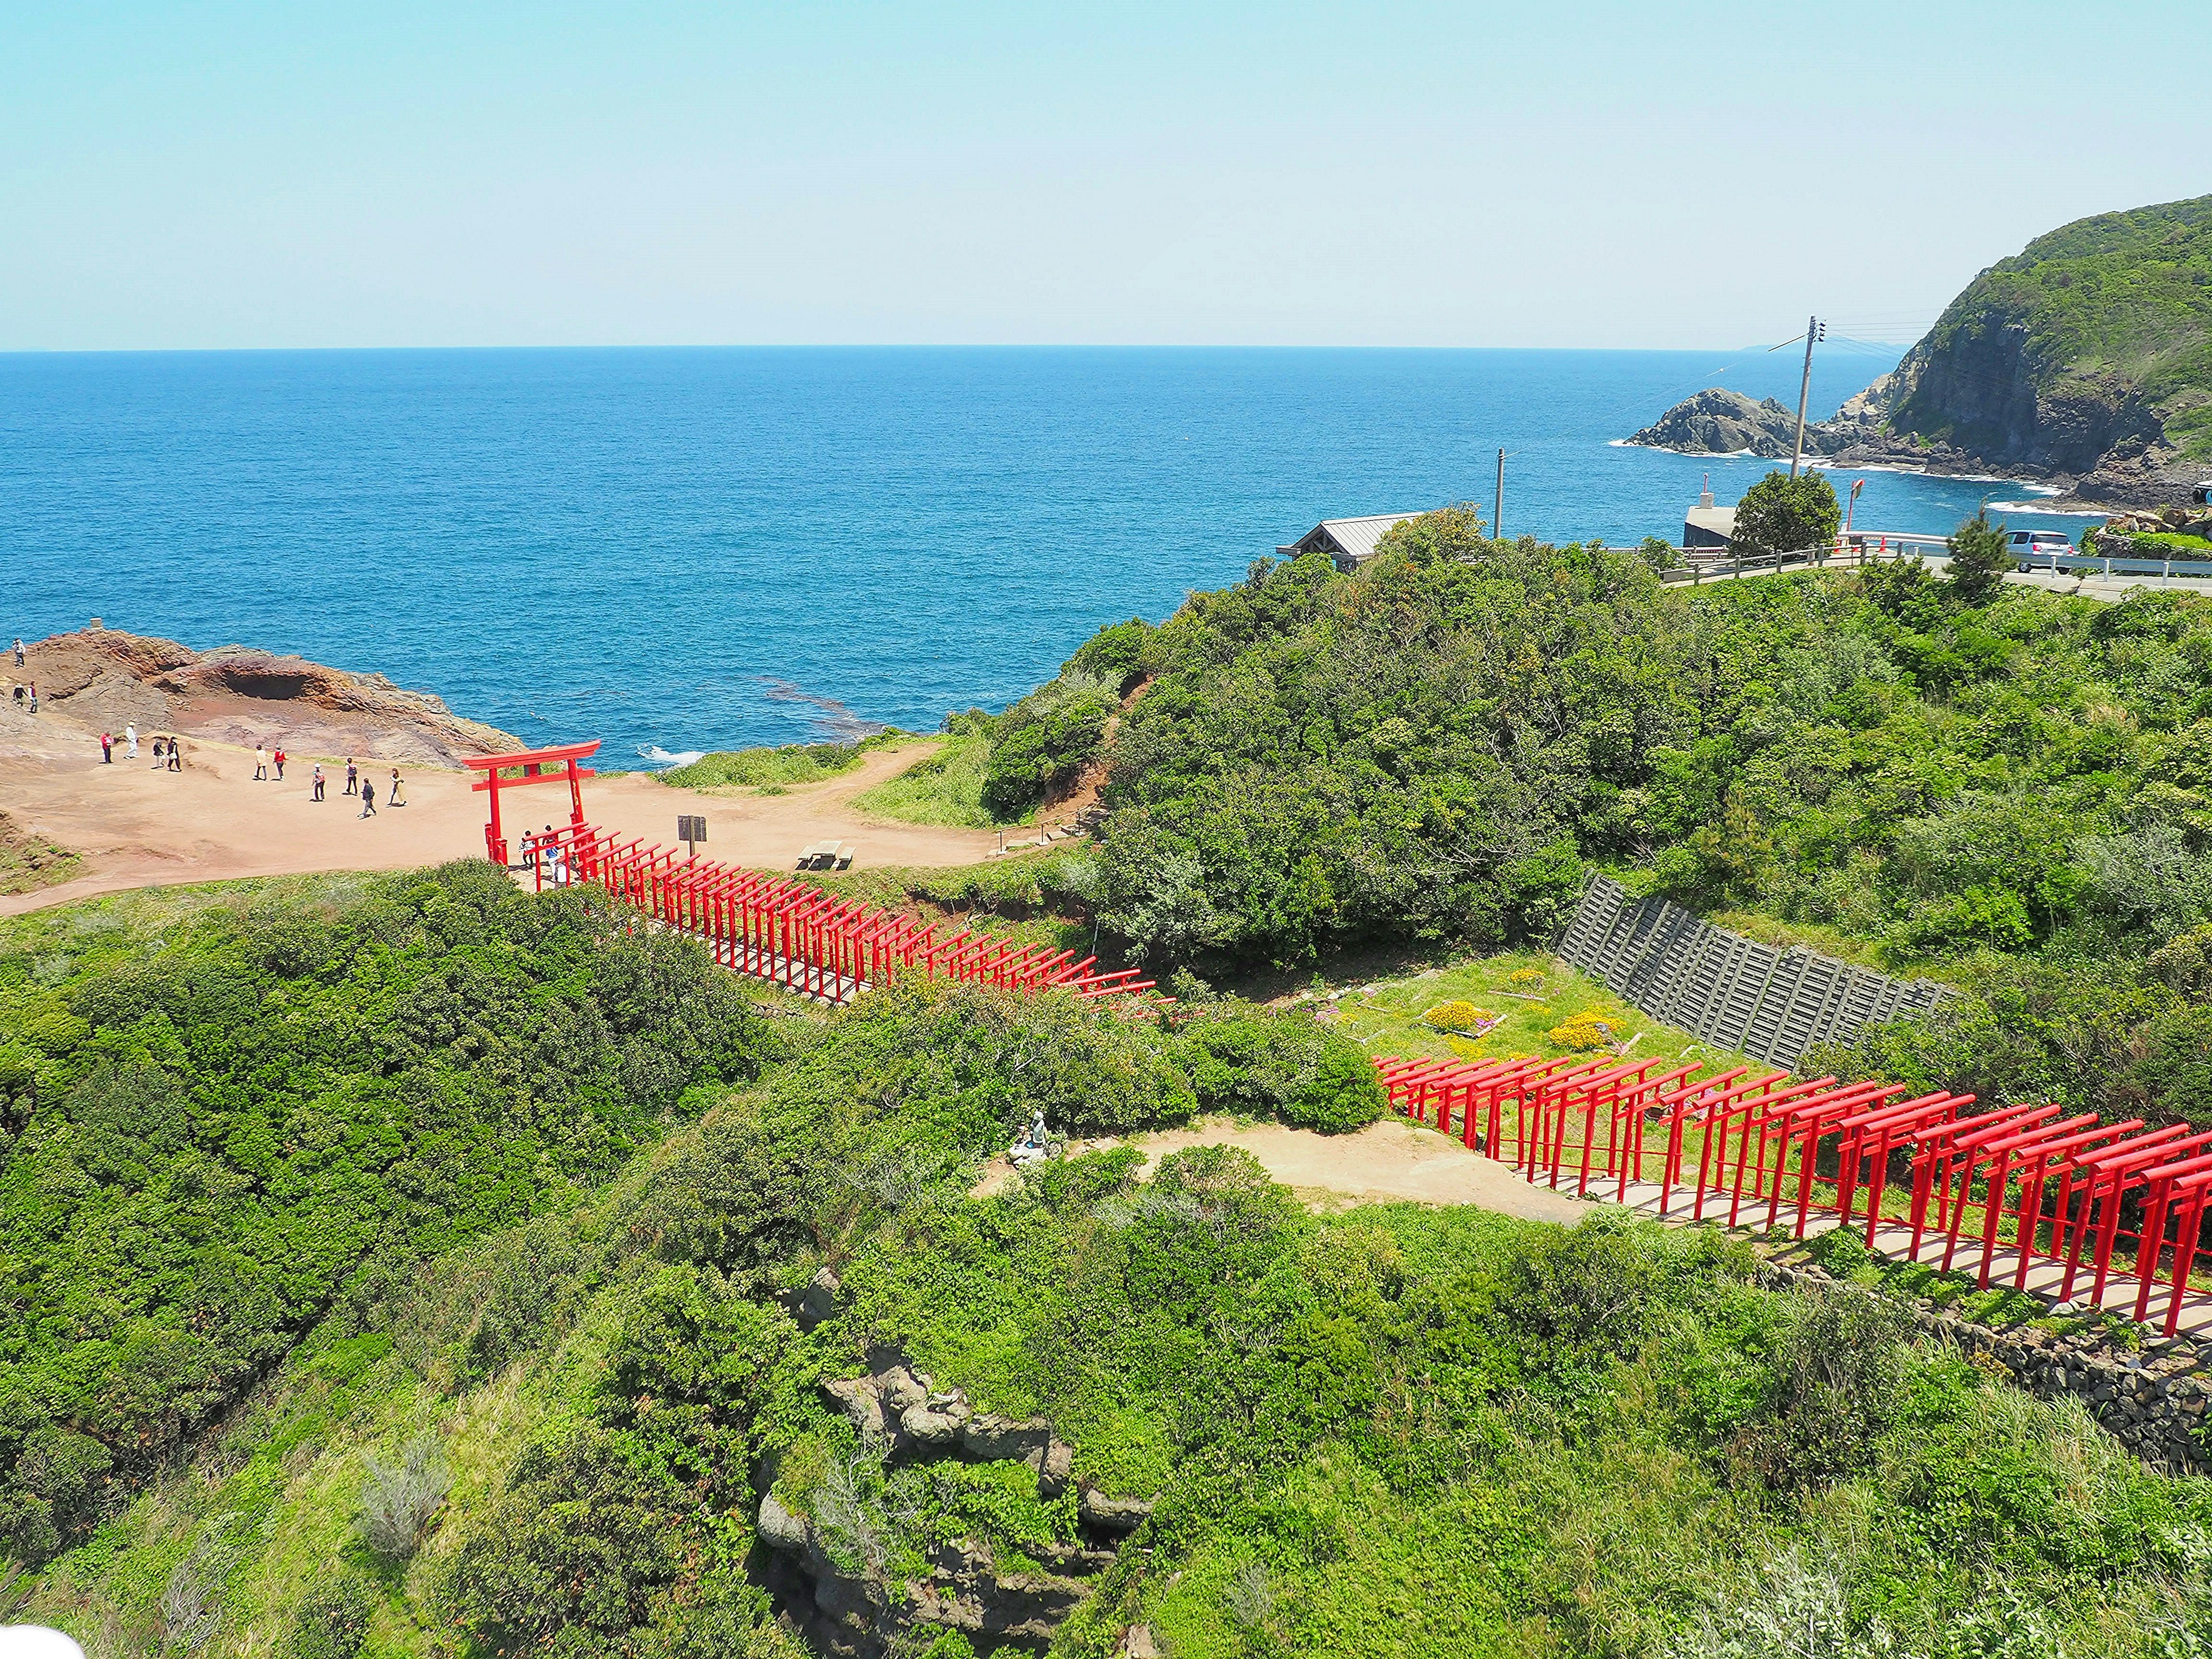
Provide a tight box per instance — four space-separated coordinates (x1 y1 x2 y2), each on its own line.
973 1116 1599 1224
0 713 1003 916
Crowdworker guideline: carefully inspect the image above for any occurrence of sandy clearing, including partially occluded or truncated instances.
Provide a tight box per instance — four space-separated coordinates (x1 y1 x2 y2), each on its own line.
972 1116 1600 1224
0 711 1003 916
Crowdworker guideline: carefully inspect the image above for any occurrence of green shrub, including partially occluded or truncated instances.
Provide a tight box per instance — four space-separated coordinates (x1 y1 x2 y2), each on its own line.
660 735 906 790
1728 1285 1912 1492
981 673 1118 818
291 1569 374 1659
1177 1010 1384 1133
0 861 770 1562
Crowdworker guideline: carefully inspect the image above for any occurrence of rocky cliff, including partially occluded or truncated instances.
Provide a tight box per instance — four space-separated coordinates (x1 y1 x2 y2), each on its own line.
24 626 520 764
1624 388 1805 458
1630 194 2212 508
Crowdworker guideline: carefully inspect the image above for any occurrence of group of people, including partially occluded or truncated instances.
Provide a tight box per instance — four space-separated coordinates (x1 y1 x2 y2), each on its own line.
317 757 408 818
88 726 408 812
95 725 185 770
10 637 32 714
517 825 573 884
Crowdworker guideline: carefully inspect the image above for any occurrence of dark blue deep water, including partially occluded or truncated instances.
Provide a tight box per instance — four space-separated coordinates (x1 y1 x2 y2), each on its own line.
0 347 2093 762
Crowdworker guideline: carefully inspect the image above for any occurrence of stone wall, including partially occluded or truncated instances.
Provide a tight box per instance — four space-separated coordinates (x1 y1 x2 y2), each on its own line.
1760 1260 2209 1474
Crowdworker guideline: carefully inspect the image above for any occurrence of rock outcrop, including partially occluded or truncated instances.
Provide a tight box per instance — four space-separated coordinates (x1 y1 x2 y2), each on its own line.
1630 194 2212 510
1624 388 1810 459
758 1353 1150 1658
23 626 519 765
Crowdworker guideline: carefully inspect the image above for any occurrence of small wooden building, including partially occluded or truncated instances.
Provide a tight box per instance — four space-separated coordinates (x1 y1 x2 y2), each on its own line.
1276 512 1427 573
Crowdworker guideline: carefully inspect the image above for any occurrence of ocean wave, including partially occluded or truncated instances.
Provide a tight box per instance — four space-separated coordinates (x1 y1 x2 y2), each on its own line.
638 745 706 768
1986 499 2105 517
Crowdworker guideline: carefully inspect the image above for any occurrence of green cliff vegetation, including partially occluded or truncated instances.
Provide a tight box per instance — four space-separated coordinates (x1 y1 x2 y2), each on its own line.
1889 192 2212 465
658 734 911 792
26 510 2212 1655
0 863 769 1564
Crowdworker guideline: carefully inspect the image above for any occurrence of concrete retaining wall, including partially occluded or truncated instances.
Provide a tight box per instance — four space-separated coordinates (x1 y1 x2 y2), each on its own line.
1554 875 1950 1068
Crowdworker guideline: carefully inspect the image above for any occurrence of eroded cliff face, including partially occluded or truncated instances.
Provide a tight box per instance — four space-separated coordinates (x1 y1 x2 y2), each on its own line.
24 626 520 764
1887 311 2165 478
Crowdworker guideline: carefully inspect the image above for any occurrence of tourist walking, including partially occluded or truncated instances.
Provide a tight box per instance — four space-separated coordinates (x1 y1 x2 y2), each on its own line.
273 746 286 781
100 731 113 763
359 777 377 818
388 768 406 806
311 763 325 801
253 745 268 781
124 724 138 759
344 758 358 796
25 683 35 715
168 739 182 772
9 684 20 713
150 736 164 767
11 639 21 666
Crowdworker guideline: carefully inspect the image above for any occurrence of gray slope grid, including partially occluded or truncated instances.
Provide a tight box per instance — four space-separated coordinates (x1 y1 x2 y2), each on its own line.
1554 875 1948 1067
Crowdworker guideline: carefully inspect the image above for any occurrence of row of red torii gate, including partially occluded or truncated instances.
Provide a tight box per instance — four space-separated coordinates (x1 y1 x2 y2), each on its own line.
1373 1054 2212 1337
467 741 2211 1334
463 740 1154 1003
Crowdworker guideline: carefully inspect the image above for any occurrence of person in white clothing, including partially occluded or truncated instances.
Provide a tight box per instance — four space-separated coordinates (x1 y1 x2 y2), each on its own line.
124 723 138 759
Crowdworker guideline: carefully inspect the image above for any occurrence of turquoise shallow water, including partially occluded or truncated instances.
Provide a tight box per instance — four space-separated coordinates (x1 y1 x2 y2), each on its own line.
1 346 2088 762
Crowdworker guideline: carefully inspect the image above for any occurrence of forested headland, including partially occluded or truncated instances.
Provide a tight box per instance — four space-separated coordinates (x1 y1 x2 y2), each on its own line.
11 511 2212 1656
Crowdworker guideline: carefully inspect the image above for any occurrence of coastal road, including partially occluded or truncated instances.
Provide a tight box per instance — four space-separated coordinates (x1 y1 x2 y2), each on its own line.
0 714 1003 916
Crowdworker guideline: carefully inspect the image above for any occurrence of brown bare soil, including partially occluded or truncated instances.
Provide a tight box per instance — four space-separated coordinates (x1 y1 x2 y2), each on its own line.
972 1116 1597 1223
0 634 1006 916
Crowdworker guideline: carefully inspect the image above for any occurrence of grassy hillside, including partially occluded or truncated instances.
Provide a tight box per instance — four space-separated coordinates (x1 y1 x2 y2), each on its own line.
1888 193 2212 464
19 967 2210 1658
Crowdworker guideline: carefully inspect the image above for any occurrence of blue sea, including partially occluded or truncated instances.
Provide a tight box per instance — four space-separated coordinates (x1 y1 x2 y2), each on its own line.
1 347 2093 763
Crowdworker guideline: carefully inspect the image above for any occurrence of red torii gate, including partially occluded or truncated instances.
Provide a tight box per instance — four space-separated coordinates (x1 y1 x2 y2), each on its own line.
462 741 601 866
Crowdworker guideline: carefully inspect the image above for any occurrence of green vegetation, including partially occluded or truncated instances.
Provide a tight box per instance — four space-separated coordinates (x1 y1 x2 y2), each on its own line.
847 732 1001 827
977 673 1120 820
977 511 2212 1128
1942 512 2012 605
29 503 2212 1656
20 949 2210 1658
0 808 82 896
658 732 910 792
1729 469 1841 560
1891 192 2212 463
0 861 768 1563
1316 952 1737 1070
2109 530 2212 559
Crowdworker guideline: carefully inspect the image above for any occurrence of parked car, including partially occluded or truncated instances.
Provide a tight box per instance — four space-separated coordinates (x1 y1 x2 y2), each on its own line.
2008 529 2075 570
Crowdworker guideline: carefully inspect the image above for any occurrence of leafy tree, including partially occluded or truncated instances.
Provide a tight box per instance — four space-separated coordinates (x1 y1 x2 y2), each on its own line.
1730 468 1842 559
1944 512 2013 604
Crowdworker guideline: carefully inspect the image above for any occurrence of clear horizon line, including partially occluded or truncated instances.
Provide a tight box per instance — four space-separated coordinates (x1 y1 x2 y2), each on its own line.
0 338 1913 359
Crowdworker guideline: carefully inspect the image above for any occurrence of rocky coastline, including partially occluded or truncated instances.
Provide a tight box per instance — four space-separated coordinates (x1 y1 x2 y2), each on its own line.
17 624 520 765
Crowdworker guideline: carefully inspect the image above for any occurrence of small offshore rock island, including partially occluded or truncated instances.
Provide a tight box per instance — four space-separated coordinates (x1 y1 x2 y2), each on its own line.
1630 192 2212 512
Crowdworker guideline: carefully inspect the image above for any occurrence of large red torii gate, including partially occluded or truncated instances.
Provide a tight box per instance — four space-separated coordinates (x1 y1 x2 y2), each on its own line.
461 740 600 866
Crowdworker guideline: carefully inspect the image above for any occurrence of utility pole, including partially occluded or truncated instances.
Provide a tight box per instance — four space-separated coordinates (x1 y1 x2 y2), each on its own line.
1789 315 1825 477
1494 448 1505 541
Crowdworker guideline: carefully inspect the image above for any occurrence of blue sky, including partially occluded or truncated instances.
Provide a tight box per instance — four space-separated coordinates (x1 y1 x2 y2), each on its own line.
5 2 2206 350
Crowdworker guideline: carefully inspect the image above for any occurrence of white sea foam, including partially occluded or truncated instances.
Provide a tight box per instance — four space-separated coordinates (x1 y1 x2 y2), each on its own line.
638 745 706 768
1986 499 2106 517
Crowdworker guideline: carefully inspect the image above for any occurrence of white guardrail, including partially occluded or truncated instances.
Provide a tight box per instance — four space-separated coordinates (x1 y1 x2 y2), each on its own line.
1658 532 2212 585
